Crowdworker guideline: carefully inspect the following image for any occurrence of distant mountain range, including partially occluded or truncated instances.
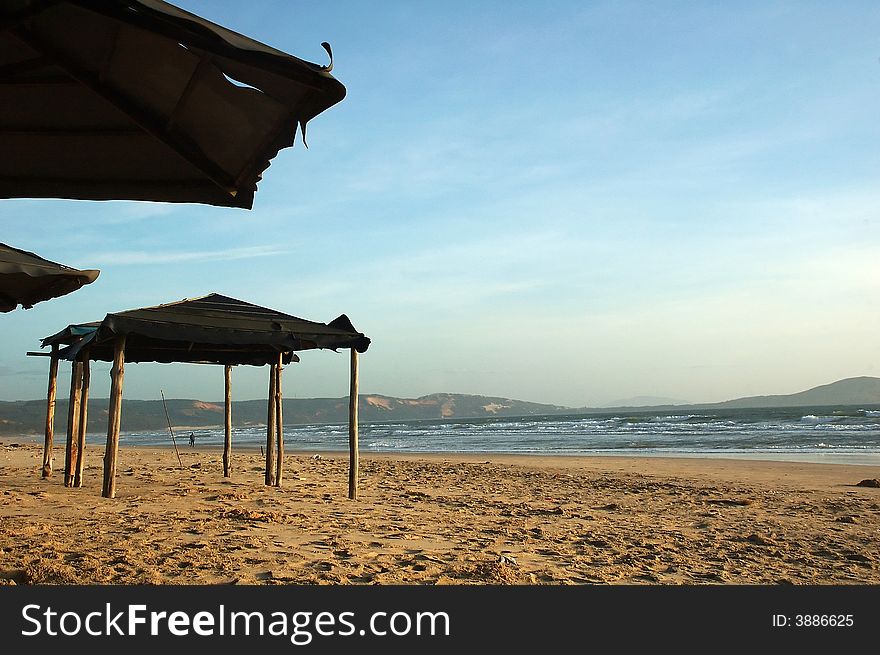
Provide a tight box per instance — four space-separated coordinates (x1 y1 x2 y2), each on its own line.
0 393 569 436
1 377 879 436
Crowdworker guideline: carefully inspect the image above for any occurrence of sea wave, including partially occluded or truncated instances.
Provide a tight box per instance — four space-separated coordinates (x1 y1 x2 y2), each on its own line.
101 405 880 465
653 414 714 423
800 414 839 424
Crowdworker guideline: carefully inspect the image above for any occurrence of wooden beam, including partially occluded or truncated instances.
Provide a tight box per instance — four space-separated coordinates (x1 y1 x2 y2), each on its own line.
264 362 276 486
102 335 126 499
223 364 232 477
40 345 59 478
348 348 359 500
73 352 90 488
274 353 283 487
64 360 82 488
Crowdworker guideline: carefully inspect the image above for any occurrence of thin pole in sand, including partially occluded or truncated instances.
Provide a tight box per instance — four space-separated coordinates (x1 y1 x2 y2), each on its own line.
274 353 283 487
160 389 183 468
223 364 232 477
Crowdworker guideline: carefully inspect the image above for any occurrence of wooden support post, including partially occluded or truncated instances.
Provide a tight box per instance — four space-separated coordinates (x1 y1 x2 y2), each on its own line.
64 360 83 488
274 353 284 487
73 352 90 488
41 344 59 478
102 336 126 499
348 348 359 500
264 361 276 486
223 364 232 478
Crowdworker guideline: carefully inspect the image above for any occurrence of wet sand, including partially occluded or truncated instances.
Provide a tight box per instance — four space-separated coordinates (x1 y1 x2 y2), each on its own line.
1 440 879 585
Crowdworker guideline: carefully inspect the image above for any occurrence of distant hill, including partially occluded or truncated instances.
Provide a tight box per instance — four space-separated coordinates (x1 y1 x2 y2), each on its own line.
704 376 880 409
1 377 878 437
590 376 880 412
0 393 569 436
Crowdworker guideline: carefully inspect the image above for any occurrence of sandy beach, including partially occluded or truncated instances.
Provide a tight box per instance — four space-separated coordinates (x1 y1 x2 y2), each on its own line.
1 438 879 585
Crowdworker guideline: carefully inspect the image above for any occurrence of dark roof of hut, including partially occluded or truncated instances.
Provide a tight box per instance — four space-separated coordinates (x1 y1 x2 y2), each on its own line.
0 0 346 209
0 242 99 312
41 293 370 365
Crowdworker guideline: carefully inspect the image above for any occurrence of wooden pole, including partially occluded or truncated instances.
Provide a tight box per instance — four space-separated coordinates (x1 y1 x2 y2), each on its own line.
264 361 276 486
64 360 83 488
41 344 59 478
73 352 90 488
348 348 359 500
274 353 284 487
223 364 232 478
102 335 126 499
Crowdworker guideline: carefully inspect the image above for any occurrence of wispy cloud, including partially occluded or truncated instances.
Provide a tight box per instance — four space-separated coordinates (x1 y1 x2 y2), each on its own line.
87 245 289 266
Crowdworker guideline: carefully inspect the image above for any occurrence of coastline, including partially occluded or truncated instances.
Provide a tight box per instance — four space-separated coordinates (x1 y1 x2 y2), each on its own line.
7 430 880 468
1 440 879 585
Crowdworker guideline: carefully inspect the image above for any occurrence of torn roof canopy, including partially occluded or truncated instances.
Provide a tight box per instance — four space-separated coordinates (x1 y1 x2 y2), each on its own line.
0 242 99 312
0 0 346 209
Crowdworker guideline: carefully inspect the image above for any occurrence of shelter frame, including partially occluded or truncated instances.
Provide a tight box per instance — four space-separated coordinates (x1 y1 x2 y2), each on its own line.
34 294 369 500
39 345 362 499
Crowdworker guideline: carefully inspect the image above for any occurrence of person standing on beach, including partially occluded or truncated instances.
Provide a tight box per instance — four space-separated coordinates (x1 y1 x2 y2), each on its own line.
189 432 195 447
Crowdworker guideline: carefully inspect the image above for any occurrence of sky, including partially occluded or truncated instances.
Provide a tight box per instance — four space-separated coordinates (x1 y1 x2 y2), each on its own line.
2 0 879 408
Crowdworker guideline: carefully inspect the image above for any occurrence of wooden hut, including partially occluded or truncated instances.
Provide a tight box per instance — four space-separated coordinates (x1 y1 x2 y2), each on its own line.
38 293 370 499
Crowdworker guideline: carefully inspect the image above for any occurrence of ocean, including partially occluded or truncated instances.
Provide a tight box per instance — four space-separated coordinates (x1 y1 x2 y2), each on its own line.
103 405 880 466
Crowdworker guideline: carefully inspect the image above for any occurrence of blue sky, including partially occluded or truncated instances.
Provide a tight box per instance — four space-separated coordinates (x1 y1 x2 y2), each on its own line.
2 0 879 407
